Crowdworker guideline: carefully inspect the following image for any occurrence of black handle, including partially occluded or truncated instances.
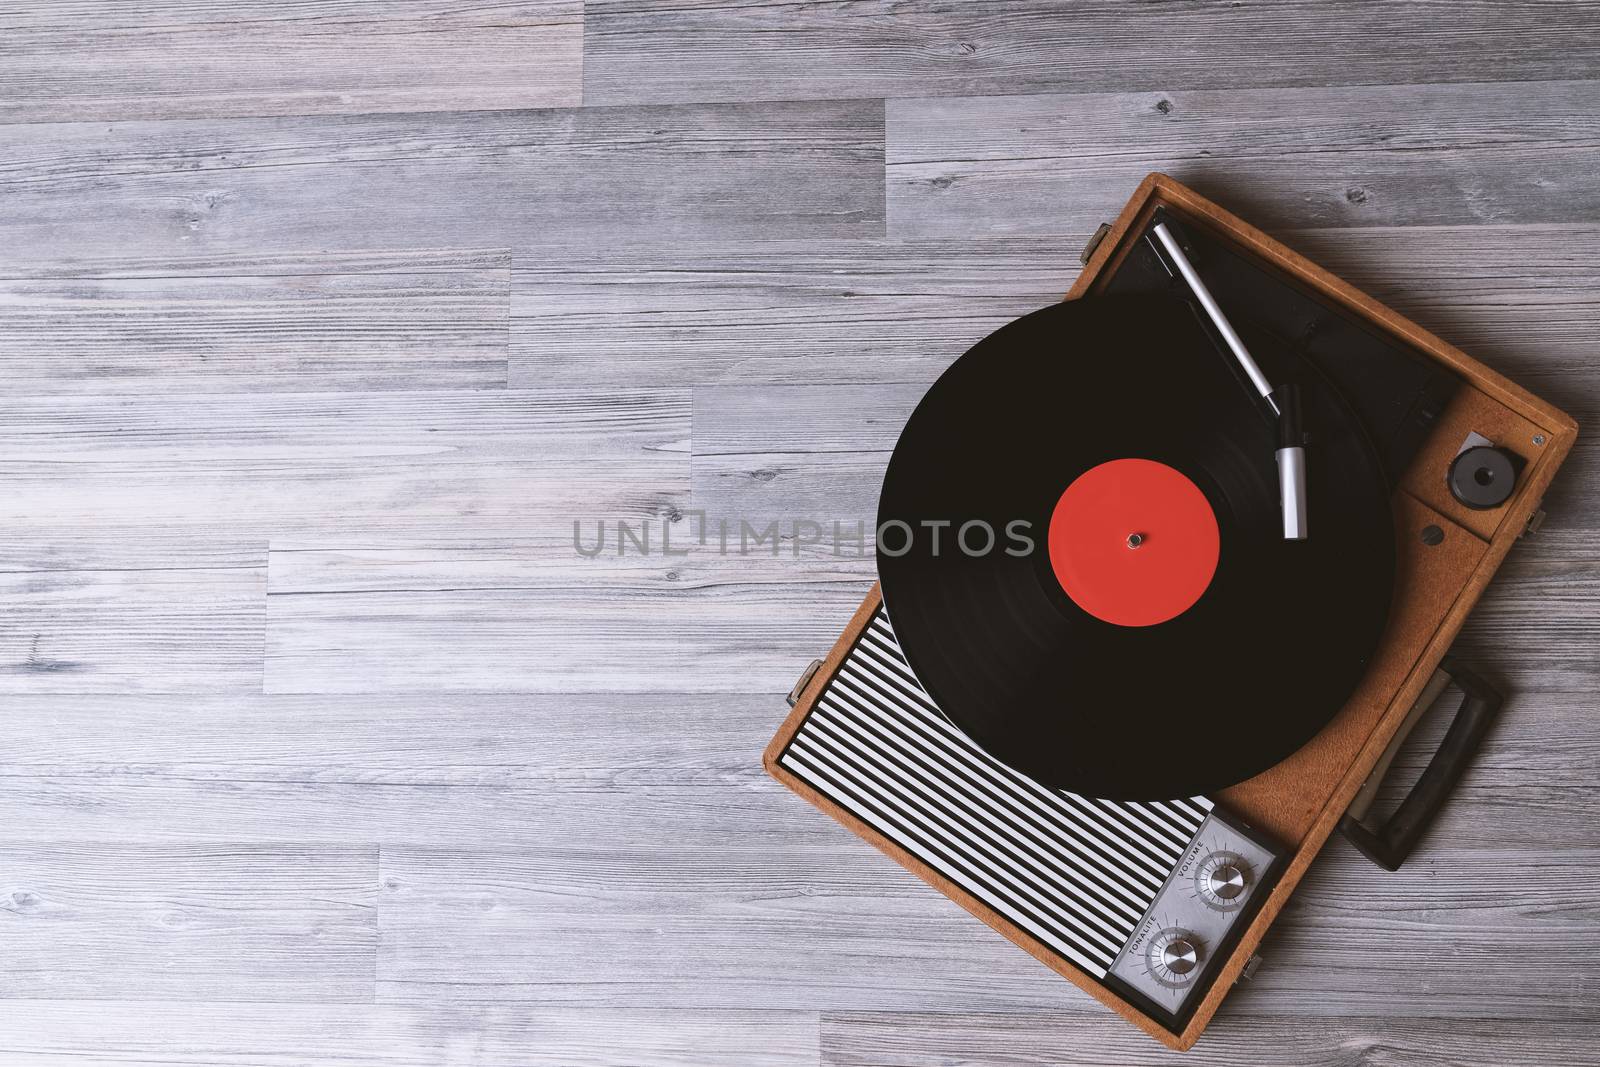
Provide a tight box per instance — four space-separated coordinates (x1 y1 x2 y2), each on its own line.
1338 658 1504 871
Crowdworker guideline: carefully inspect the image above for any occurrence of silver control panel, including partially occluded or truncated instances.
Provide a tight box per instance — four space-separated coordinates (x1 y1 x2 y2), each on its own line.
1107 809 1279 1017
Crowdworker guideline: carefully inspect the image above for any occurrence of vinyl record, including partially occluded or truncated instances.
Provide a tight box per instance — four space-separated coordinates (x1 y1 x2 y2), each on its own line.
876 294 1395 801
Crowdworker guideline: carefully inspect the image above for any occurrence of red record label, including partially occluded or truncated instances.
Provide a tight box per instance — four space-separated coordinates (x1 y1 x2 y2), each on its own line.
1047 458 1220 627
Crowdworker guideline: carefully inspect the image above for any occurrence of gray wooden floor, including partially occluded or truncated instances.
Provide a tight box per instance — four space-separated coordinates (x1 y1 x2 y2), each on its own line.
2 3 1599 1065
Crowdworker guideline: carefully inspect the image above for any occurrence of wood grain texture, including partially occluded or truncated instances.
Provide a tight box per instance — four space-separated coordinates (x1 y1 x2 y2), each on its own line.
0 672 1588 848
820 1013 1600 1067
1454 557 1600 681
510 239 1070 388
264 539 873 692
0 533 265 694
375 839 1600 1016
0 1 583 122
508 221 1600 398
584 0 1600 106
0 844 376 1001
0 682 1592 1014
0 101 885 266
0 691 820 846
0 249 510 394
0 1004 817 1067
0 691 773 792
376 841 1080 1011
6 2 1600 1061
887 80 1600 237
692 383 913 528
0 390 688 537
1228 851 1600 1020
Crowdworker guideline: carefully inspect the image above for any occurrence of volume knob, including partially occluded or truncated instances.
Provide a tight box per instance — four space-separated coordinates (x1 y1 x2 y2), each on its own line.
1208 863 1246 901
1195 850 1252 910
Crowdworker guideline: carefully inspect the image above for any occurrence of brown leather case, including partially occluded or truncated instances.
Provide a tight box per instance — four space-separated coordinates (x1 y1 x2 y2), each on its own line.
762 174 1578 1050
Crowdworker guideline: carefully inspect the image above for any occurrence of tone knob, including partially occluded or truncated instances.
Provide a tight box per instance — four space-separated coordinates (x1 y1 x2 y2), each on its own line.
1147 927 1205 987
1195 850 1252 911
1162 937 1200 975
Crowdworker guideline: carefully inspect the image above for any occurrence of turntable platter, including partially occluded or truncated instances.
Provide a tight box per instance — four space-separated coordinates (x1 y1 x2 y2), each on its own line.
875 294 1395 800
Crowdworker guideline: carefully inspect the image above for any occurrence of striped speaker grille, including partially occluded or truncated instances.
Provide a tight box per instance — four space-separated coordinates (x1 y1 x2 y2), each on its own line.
779 608 1212 977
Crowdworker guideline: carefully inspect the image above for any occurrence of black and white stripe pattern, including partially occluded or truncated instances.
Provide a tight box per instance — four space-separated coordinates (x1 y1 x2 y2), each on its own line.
780 609 1212 977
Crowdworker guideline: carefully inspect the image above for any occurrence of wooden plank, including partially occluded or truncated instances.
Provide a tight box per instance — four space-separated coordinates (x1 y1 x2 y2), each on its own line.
0 677 1586 848
1222 847 1600 1021
508 224 1600 398
0 1 582 122
0 102 885 265
375 841 1599 1016
0 533 264 694
0 692 775 793
1457 557 1600 678
264 539 873 692
0 1004 816 1067
584 0 1600 106
0 249 509 394
820 1013 1600 1066
0 683 1589 1014
0 390 688 537
887 81 1600 237
376 842 1078 1011
509 240 1071 388
691 383 912 529
0 844 376 1001
0 776 833 852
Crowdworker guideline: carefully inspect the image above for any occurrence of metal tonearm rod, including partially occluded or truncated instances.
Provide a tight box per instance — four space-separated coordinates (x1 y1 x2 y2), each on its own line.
1150 221 1308 541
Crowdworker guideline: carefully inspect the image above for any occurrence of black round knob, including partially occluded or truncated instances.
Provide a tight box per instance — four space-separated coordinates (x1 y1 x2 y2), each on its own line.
1448 445 1518 510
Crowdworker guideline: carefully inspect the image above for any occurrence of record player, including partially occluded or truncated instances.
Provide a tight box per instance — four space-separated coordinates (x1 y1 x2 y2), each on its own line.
762 174 1577 1050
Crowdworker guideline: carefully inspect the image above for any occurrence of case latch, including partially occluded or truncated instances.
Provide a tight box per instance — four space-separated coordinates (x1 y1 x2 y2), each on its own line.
1522 506 1547 537
1080 222 1112 265
787 658 824 708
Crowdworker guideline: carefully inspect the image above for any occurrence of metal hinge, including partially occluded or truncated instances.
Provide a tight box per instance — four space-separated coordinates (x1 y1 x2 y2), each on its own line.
787 658 824 707
1237 954 1264 982
1521 506 1547 538
1080 222 1112 265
